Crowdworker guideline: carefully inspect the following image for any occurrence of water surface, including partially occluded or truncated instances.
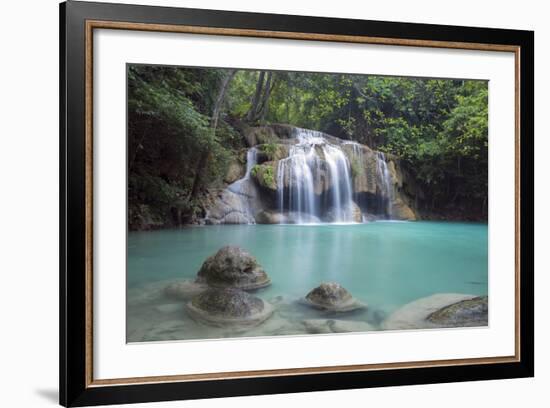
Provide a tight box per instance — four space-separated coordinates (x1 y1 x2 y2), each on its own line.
127 221 487 342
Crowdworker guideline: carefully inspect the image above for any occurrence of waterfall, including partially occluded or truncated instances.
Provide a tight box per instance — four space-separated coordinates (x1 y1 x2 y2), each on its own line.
244 148 258 179
322 143 353 221
276 132 320 223
209 128 405 225
376 152 393 218
223 147 258 224
276 128 355 223
228 147 257 192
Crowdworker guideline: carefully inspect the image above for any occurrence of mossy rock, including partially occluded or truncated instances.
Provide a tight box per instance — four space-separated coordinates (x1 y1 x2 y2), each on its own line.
196 246 271 290
302 282 366 312
186 288 273 327
243 126 280 146
251 162 278 192
256 143 290 163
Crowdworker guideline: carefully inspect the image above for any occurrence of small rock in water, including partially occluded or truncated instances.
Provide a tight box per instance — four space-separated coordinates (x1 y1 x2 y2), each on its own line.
427 296 488 327
185 287 273 328
268 295 285 305
302 319 375 334
303 282 366 312
196 246 271 290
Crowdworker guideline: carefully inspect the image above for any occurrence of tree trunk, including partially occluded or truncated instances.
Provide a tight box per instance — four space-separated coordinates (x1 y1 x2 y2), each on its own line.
258 72 274 122
190 69 237 200
211 69 237 130
246 71 266 122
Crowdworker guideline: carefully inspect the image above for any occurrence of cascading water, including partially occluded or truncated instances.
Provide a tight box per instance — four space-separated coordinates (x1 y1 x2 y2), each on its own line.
343 141 368 221
223 147 258 224
228 147 257 193
208 127 406 225
322 143 354 221
277 140 319 224
376 151 393 218
276 128 355 223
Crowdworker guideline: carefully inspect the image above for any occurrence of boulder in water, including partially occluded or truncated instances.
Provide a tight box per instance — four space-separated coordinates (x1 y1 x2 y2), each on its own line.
255 210 285 224
382 293 481 330
197 246 271 290
427 296 488 327
302 282 366 312
186 288 273 327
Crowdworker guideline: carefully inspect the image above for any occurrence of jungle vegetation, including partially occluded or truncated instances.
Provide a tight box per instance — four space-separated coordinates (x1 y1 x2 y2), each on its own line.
127 64 488 228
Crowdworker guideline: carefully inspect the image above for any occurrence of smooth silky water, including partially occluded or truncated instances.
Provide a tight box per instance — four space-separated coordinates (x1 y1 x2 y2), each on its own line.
127 221 487 342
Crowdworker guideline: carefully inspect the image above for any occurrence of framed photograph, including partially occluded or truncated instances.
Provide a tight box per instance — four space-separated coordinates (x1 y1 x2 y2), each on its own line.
60 1 534 406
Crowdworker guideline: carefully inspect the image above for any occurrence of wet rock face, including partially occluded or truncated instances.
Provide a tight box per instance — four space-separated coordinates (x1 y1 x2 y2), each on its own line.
186 288 273 327
197 246 271 290
427 296 488 327
325 201 362 223
205 190 256 225
391 196 417 221
304 282 366 312
224 159 245 184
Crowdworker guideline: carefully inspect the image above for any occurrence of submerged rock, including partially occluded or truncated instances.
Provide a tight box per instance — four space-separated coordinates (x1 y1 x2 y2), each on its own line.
427 296 488 327
302 319 375 334
186 288 273 327
197 246 271 290
303 282 366 312
164 280 208 300
382 293 483 330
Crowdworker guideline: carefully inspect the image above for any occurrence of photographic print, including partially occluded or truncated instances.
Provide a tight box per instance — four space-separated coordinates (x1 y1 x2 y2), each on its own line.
60 4 533 404
126 64 489 343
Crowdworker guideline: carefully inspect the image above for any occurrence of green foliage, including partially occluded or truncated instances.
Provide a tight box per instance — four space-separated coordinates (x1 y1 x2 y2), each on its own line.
129 63 489 226
127 65 237 228
260 142 278 160
251 164 276 190
262 166 275 188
